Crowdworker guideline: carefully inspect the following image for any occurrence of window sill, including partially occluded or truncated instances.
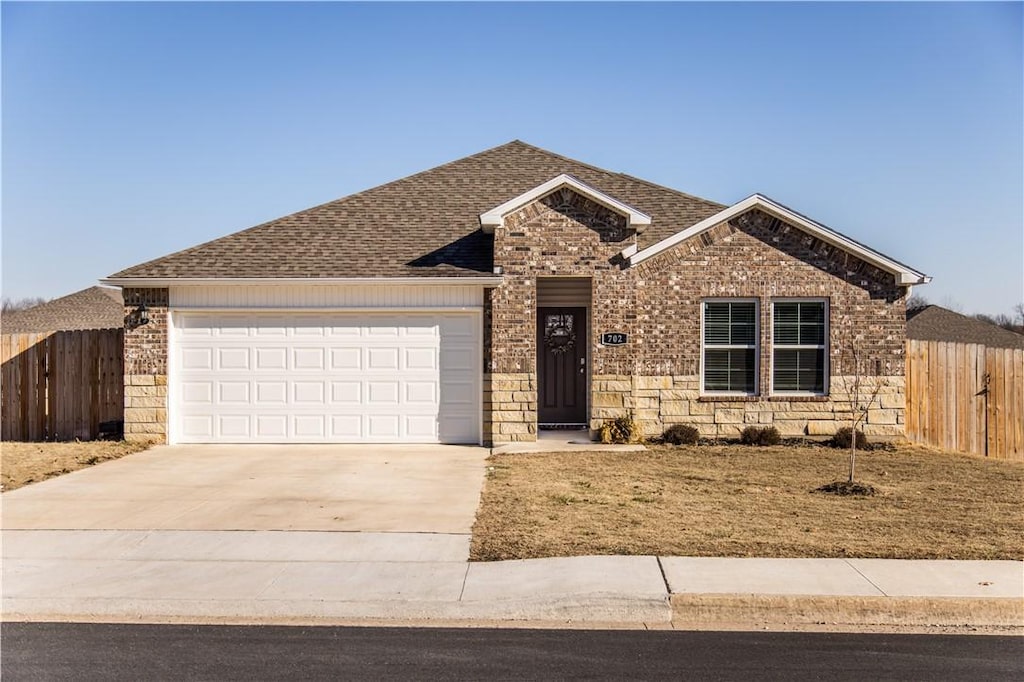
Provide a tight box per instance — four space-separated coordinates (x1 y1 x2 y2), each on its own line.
769 395 829 402
698 395 760 402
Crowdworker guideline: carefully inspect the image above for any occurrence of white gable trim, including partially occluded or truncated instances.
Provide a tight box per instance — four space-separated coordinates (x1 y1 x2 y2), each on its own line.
479 174 652 234
627 194 931 286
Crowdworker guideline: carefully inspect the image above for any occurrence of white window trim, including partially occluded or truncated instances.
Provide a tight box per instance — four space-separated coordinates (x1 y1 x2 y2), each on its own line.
770 298 830 397
700 298 760 397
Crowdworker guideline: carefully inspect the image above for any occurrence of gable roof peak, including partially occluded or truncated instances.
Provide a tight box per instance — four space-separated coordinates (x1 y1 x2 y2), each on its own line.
628 192 930 286
479 173 652 233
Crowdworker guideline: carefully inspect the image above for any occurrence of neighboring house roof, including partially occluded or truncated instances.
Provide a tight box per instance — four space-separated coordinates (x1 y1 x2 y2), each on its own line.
0 287 123 334
106 140 726 281
907 305 1024 349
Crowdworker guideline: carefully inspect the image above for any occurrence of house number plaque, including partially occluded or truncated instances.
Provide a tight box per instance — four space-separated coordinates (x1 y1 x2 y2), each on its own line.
601 332 628 346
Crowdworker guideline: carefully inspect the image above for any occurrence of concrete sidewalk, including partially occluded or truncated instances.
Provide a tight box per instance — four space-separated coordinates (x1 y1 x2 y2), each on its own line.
3 529 1021 628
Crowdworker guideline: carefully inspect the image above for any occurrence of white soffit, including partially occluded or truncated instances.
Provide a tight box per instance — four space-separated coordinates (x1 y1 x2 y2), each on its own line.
627 194 931 286
479 174 652 234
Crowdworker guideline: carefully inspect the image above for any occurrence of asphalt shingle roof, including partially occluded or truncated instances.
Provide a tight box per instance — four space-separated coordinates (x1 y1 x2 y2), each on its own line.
109 141 726 280
0 287 123 334
907 305 1024 349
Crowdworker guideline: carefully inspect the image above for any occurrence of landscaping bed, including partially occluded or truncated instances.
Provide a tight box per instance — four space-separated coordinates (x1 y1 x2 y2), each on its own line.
470 444 1023 561
1 441 151 491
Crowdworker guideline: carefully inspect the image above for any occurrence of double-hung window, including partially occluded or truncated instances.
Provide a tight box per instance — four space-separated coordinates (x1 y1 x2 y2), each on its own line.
772 300 828 394
702 300 758 395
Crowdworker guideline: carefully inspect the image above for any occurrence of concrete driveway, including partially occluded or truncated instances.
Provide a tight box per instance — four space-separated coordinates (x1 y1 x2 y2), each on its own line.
1 444 488 534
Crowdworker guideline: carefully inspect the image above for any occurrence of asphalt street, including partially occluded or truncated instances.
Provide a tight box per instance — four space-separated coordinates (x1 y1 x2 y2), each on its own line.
2 623 1022 681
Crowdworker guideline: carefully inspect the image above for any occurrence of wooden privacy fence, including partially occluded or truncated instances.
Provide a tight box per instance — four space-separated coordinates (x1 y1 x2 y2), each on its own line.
1 329 124 441
905 339 1023 460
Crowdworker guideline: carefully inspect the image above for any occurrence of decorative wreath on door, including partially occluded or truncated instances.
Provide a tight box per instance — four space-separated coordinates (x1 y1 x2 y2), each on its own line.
544 314 576 354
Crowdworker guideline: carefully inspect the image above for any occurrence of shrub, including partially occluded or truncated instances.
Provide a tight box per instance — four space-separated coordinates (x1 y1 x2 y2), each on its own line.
662 424 700 445
740 425 782 446
599 416 641 444
832 427 870 450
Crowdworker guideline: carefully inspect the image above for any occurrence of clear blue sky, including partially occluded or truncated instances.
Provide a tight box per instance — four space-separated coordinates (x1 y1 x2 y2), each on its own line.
3 2 1022 316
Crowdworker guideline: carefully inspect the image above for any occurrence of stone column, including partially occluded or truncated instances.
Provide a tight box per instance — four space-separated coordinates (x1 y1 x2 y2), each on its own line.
123 287 169 442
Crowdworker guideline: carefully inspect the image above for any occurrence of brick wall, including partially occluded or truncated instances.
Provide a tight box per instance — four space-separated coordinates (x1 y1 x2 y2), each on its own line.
486 195 908 445
122 287 168 442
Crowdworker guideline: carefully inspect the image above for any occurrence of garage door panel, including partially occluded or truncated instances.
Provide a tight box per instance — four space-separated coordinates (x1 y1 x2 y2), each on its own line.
330 381 361 404
366 324 400 337
327 323 362 338
406 381 437 403
441 315 475 338
367 381 400 405
255 348 287 370
404 323 438 336
440 380 474 406
440 416 474 441
293 381 325 403
181 381 213 404
174 312 478 444
252 321 287 337
220 415 253 438
292 347 324 370
181 415 214 439
292 322 325 337
367 347 399 370
330 415 362 439
217 323 251 337
252 414 285 438
255 381 287 405
406 415 438 439
367 415 400 438
405 347 437 370
293 415 326 438
182 348 213 371
440 348 474 372
329 347 361 370
218 348 250 371
218 382 250 404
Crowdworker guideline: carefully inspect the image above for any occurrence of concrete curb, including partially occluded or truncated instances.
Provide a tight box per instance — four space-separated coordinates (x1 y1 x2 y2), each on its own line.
671 594 1024 628
2 595 672 626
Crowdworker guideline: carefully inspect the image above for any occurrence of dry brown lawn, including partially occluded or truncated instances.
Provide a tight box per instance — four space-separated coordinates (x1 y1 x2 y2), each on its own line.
470 444 1024 561
1 441 151 491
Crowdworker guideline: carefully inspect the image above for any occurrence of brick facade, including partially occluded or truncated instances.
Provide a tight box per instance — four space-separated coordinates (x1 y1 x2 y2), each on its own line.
485 195 908 445
120 195 909 447
122 287 169 442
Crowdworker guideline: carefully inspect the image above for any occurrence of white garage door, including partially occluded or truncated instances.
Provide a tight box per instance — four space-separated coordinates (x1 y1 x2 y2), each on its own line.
171 312 480 444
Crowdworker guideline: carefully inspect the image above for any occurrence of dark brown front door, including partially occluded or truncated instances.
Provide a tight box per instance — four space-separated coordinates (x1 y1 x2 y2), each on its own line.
537 307 587 425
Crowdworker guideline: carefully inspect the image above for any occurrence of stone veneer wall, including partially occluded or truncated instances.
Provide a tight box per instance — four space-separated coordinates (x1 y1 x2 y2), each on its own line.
591 374 905 439
123 287 169 442
486 195 909 445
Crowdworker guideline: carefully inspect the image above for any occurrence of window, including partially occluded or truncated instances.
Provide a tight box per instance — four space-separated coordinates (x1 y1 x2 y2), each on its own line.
772 300 828 394
702 300 758 394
